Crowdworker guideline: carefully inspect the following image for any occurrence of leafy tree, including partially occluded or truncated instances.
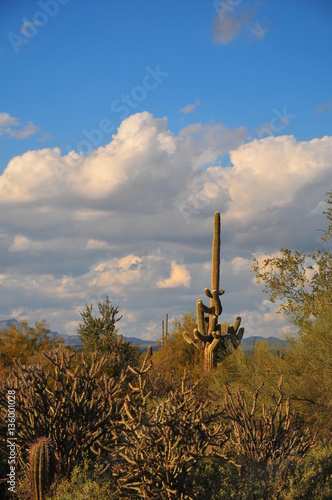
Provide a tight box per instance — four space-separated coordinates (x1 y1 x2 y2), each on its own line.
252 191 332 329
283 304 332 439
77 296 122 352
0 320 62 369
210 339 287 407
252 191 332 439
77 296 140 377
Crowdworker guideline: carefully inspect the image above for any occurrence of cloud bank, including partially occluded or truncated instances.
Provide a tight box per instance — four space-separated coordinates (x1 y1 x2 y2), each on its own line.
0 112 331 341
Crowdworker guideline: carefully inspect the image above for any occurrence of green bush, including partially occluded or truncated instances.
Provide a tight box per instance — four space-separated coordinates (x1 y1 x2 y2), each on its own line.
46 459 116 500
281 443 332 500
191 444 332 499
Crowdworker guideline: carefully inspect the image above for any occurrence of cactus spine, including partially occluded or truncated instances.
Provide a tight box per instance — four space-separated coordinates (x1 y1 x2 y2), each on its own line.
183 212 244 371
30 437 56 500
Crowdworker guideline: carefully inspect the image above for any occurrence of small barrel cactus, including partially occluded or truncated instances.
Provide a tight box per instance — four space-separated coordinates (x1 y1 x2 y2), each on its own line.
29 436 56 500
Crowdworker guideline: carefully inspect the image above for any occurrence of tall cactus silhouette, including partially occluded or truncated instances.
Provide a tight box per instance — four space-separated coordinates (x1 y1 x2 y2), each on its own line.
183 212 244 370
161 313 169 347
147 345 153 357
29 436 56 500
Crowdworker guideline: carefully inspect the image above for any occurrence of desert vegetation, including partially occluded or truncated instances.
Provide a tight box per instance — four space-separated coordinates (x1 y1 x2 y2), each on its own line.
0 193 331 499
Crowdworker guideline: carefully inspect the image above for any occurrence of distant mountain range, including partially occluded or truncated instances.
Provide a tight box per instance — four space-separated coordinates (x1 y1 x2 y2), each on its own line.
0 319 21 330
123 336 289 354
0 318 289 353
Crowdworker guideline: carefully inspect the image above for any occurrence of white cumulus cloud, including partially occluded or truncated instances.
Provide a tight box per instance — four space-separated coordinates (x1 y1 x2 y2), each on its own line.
157 261 191 289
0 112 331 340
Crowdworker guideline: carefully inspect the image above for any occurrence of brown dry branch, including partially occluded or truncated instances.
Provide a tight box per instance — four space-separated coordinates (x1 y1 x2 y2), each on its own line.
111 356 229 499
223 377 316 471
1 347 124 477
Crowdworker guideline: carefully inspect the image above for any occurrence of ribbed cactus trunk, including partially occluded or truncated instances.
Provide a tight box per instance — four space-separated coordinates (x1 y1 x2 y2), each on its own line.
162 319 165 347
166 313 168 342
208 212 220 335
203 212 220 371
161 314 169 348
204 343 214 372
30 437 56 500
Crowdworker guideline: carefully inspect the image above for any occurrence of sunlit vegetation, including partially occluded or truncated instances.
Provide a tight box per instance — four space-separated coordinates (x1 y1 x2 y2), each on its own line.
0 193 331 499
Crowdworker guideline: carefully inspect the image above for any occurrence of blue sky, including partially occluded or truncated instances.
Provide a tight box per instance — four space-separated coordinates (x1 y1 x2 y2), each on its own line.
0 1 331 340
1 0 331 167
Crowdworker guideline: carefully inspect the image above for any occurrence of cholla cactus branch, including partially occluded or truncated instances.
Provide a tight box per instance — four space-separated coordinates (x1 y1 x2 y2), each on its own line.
5 347 123 476
223 380 316 468
112 361 229 499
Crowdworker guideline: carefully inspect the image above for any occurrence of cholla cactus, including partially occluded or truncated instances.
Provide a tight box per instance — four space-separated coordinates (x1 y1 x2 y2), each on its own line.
183 212 244 370
113 356 228 499
223 377 316 467
8 348 123 476
29 437 56 500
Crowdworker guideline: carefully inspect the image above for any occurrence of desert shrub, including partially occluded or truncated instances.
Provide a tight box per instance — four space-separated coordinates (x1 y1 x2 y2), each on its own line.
45 459 116 500
280 442 332 499
282 306 332 441
210 340 288 407
224 377 315 463
214 442 332 499
219 378 316 499
148 312 202 389
0 347 124 479
0 320 62 370
112 356 229 499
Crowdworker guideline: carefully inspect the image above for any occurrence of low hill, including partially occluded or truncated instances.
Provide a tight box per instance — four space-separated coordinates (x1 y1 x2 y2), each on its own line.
0 319 289 353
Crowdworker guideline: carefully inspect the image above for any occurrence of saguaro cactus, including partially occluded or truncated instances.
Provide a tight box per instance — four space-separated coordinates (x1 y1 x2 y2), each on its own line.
183 212 244 370
29 437 56 500
161 314 169 348
147 345 153 357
